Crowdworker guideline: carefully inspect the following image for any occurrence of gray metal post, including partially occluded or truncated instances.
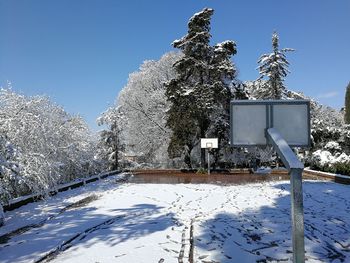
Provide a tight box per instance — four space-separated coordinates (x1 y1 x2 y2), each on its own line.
266 128 305 263
290 168 305 263
208 149 210 175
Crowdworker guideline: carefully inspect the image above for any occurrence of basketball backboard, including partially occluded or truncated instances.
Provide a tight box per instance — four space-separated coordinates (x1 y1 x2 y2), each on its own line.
230 99 308 262
230 100 310 147
201 138 218 149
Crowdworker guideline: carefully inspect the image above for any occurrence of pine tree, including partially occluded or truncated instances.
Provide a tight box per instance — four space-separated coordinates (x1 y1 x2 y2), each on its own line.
166 8 213 168
345 82 350 124
166 8 246 168
257 32 294 99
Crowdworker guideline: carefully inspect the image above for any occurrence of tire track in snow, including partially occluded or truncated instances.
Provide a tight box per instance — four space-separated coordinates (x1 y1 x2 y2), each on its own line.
0 195 99 247
34 208 162 263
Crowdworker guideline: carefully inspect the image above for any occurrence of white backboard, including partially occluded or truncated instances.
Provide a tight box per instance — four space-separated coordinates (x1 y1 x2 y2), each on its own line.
231 104 266 146
273 104 309 146
201 138 218 148
230 100 310 147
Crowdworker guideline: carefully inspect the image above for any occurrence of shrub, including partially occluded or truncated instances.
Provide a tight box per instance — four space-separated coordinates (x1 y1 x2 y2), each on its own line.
196 168 207 174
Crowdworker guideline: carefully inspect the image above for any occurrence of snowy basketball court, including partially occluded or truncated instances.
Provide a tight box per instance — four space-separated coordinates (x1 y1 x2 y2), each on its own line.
0 173 349 263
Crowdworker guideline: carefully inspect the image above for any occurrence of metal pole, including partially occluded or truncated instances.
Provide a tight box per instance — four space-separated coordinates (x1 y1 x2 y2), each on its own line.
266 128 305 263
290 168 305 263
208 149 210 175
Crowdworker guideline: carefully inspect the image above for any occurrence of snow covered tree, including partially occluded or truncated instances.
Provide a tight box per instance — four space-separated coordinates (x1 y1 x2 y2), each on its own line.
166 8 246 168
0 135 20 203
0 88 98 203
257 32 294 99
345 82 350 124
97 106 123 171
99 52 180 167
244 79 272 100
166 8 214 168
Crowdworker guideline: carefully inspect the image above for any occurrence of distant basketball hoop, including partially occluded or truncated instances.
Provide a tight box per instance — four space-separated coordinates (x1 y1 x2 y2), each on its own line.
201 138 218 175
201 138 218 149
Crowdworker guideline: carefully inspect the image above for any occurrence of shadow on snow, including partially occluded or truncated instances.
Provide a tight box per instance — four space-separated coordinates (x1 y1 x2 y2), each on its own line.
1 180 349 263
194 181 350 263
0 202 177 263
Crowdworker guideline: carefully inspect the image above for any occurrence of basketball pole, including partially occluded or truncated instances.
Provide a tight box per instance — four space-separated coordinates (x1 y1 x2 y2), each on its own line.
207 148 210 175
266 128 305 263
230 100 309 263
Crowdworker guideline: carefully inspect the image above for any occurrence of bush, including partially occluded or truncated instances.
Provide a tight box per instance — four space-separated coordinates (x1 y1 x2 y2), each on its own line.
309 150 350 176
314 163 350 176
196 168 207 174
330 162 350 176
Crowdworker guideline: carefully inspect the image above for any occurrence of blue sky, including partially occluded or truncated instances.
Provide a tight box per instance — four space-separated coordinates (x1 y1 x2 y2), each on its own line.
1 0 349 131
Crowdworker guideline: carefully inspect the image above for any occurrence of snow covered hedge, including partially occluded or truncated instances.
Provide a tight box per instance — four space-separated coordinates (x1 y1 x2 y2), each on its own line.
310 149 350 175
308 102 350 175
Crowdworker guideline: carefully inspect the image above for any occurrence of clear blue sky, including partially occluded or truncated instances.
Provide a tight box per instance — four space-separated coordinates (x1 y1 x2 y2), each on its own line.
1 0 349 131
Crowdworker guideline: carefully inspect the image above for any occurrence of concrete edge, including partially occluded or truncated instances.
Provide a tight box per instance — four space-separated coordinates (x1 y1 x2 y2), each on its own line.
303 168 350 185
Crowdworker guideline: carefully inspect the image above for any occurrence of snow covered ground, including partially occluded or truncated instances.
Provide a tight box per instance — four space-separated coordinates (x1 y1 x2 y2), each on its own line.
0 173 349 263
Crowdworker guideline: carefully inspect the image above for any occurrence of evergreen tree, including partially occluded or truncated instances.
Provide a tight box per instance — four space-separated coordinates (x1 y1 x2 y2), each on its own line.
166 8 246 168
257 32 294 99
345 82 350 124
166 8 213 168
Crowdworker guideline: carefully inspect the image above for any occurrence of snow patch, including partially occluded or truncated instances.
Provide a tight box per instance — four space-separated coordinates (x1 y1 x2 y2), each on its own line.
1 178 350 262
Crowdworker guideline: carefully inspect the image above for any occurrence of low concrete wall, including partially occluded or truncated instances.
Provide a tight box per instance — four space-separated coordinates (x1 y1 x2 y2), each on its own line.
303 169 350 185
5 168 346 213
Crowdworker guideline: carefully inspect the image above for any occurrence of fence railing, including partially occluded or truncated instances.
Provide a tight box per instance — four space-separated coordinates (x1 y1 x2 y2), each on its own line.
3 170 122 212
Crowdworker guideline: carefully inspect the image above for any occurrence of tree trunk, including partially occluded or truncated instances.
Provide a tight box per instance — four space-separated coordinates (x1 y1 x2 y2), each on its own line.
200 126 206 168
201 148 206 168
345 83 350 124
114 146 118 170
0 204 4 227
112 122 119 171
212 149 220 169
184 145 193 169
